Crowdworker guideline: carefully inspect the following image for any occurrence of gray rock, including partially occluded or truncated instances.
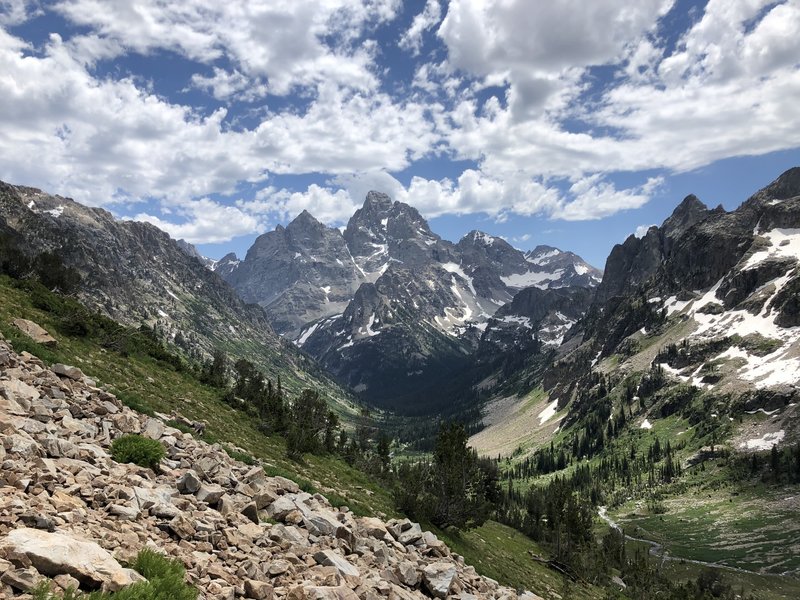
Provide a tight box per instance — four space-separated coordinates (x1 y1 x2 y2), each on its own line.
143 418 165 440
266 495 297 520
395 561 419 587
0 528 138 592
422 561 458 599
288 584 359 600
269 524 307 546
109 505 139 521
398 523 423 545
12 318 57 347
245 579 274 599
1 567 41 592
52 364 84 381
196 482 225 505
168 514 196 540
177 470 202 494
313 550 360 579
268 559 291 576
241 501 260 524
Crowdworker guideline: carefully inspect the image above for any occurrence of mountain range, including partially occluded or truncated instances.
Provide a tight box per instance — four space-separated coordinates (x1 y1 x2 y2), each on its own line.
214 191 601 410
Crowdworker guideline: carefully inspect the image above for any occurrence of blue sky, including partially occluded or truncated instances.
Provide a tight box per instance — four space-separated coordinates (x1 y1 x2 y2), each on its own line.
1 0 799 268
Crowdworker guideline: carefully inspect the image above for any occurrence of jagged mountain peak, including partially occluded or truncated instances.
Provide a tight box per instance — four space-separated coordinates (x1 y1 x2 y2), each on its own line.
662 194 712 240
286 208 334 237
746 166 800 206
363 190 394 211
292 208 319 222
672 193 708 215
461 230 503 247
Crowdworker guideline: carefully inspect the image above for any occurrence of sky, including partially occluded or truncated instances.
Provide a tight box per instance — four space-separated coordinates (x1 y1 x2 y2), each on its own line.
1 0 799 268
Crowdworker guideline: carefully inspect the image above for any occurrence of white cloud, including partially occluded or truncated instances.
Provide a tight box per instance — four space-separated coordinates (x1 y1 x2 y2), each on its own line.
53 0 399 95
0 0 40 25
634 224 656 238
189 68 269 102
2 0 800 244
399 0 441 55
553 176 664 221
134 198 265 244
253 83 439 174
234 169 660 228
0 28 438 207
238 184 358 225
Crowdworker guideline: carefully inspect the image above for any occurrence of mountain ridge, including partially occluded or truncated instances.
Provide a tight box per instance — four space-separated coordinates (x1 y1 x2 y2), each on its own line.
217 192 601 409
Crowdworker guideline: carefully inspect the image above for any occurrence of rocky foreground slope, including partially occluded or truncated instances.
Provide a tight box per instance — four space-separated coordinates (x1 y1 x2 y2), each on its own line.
0 330 541 600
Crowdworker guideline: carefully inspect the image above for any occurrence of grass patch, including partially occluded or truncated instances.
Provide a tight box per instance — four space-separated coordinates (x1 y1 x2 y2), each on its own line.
434 520 604 600
222 445 256 465
117 391 156 418
165 419 194 435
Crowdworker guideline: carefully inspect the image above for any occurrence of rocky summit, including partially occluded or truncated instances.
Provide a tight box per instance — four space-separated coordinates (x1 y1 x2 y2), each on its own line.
0 328 542 600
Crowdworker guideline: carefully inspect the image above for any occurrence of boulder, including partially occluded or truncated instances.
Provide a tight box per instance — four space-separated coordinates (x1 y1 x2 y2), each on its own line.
245 579 274 599
241 501 260 524
397 523 423 545
395 561 419 587
52 364 84 381
357 517 390 540
168 514 196 540
288 584 359 600
12 319 57 347
1 567 41 592
268 559 291 576
313 550 360 579
177 470 202 494
266 495 297 520
303 511 342 536
142 418 165 440
196 483 225 505
422 562 457 599
269 524 307 546
0 528 138 592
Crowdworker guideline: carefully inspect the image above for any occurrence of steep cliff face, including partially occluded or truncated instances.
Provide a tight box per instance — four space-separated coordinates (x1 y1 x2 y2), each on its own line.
224 210 364 336
594 195 713 304
545 167 800 419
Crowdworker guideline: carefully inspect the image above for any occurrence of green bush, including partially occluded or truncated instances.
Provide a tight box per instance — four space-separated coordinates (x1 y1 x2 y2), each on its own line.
32 548 196 600
111 435 165 470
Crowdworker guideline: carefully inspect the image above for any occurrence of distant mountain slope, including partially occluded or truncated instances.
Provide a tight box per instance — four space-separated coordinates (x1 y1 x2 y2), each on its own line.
0 181 356 411
474 167 800 460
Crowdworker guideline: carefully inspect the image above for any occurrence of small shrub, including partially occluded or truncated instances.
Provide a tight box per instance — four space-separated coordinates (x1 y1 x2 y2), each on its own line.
111 434 165 470
31 548 196 600
298 478 318 494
